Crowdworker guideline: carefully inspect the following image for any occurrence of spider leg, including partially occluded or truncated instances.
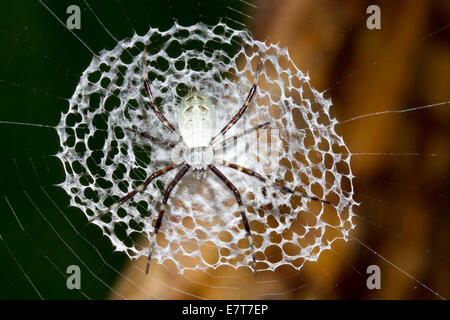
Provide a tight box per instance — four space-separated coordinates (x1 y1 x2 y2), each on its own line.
142 47 178 134
125 127 178 148
210 57 262 145
88 162 183 224
209 164 257 277
215 158 331 204
213 120 271 153
146 164 190 274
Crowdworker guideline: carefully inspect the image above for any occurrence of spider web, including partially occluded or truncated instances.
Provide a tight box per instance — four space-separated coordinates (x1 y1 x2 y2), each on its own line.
56 20 356 274
0 0 448 299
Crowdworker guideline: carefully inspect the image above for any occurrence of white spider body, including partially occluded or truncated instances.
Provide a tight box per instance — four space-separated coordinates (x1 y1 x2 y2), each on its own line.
177 90 215 148
177 90 216 177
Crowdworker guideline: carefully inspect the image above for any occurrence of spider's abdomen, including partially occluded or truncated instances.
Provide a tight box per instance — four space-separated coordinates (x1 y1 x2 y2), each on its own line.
177 90 215 148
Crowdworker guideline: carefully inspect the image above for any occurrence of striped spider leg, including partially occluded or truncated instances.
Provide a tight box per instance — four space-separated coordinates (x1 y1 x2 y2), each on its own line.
142 46 178 135
145 164 190 274
207 154 330 277
208 155 331 276
88 162 184 224
209 164 257 277
210 56 262 145
214 158 330 205
213 120 272 154
124 127 178 148
89 160 190 274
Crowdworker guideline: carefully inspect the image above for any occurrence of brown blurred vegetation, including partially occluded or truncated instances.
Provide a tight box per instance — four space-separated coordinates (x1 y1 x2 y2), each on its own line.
111 0 449 299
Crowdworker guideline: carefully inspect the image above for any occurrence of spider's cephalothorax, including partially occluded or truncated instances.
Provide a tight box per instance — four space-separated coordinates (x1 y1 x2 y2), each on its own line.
183 146 214 179
178 90 215 179
91 50 330 277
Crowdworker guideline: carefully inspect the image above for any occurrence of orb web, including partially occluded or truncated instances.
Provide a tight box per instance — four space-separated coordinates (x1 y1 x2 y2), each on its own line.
56 21 357 274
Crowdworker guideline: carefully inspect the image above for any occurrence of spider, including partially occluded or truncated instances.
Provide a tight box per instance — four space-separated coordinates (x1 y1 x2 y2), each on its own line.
89 48 329 276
